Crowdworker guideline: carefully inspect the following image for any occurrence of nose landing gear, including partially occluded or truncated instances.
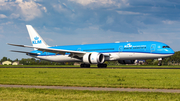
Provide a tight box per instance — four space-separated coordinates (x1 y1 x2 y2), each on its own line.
158 58 162 66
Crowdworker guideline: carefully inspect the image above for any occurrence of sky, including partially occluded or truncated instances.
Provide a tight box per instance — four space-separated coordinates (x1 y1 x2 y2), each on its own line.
1 0 180 60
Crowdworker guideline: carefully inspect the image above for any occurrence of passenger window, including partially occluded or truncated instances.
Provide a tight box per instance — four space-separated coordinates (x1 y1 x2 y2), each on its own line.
163 46 166 48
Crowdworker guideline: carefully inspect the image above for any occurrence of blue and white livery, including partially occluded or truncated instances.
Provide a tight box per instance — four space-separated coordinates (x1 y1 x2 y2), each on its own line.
8 25 174 67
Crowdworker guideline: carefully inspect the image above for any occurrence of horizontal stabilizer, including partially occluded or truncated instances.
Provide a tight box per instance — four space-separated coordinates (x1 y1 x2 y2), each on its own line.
7 43 87 56
10 50 38 55
7 43 35 48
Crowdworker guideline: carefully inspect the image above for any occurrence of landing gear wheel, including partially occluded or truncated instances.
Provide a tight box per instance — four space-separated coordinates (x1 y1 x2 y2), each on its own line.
158 63 162 66
97 64 107 68
80 64 90 68
158 58 163 66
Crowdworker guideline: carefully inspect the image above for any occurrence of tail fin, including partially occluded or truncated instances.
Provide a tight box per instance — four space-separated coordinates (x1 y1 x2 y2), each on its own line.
26 25 49 49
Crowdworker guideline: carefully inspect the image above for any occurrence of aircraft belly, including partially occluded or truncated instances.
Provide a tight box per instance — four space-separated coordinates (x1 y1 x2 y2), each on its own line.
108 53 120 60
33 53 172 62
118 52 172 60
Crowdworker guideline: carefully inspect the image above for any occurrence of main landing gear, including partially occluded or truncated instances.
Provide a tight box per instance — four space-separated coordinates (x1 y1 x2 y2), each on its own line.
97 64 107 68
80 64 90 68
80 64 107 68
158 61 162 66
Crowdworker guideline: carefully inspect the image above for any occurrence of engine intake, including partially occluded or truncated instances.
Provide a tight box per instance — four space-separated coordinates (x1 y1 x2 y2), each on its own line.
83 53 105 64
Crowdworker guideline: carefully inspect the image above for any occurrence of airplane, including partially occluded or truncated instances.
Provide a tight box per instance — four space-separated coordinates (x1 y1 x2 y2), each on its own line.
8 25 175 68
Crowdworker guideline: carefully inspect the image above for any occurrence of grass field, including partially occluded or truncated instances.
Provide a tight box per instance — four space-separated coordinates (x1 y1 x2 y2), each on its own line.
0 68 180 89
0 87 180 101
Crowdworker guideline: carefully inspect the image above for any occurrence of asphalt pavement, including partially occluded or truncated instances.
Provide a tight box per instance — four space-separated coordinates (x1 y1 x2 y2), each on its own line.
1 84 180 93
1 67 180 69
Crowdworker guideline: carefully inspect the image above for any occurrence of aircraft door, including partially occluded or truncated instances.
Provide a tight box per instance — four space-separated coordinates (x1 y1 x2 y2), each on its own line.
119 46 123 52
118 46 123 55
117 46 124 59
151 44 156 53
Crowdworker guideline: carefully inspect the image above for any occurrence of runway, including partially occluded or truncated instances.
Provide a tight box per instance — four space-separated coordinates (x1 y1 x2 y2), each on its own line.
0 84 180 93
1 67 180 69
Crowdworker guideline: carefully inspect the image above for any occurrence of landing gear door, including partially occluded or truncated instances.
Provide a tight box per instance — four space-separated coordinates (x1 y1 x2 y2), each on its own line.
77 48 81 51
151 44 156 53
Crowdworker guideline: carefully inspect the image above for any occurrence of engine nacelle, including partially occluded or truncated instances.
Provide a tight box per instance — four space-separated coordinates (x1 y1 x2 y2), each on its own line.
83 53 105 64
118 60 135 64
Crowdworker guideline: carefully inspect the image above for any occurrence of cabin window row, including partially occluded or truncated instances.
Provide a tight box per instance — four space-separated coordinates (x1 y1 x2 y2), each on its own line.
84 48 115 51
124 47 146 50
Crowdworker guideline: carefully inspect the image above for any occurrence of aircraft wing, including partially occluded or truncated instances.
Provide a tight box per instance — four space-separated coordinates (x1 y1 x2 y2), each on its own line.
7 43 87 57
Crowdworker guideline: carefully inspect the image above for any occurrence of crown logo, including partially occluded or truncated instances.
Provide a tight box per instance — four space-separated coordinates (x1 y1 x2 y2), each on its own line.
34 36 39 40
32 36 42 44
124 43 132 47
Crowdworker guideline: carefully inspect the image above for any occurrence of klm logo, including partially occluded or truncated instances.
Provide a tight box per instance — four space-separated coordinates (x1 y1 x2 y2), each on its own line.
32 36 42 44
124 43 132 48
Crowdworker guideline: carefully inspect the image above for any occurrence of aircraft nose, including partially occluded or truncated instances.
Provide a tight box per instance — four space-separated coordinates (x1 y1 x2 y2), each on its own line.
168 49 175 55
163 48 174 56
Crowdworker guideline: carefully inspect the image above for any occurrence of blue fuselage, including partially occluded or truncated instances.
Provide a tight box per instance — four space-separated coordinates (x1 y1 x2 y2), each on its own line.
32 41 174 56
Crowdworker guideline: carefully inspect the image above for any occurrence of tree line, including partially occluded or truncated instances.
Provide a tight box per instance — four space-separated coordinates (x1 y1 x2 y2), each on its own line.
0 57 73 65
1 51 180 65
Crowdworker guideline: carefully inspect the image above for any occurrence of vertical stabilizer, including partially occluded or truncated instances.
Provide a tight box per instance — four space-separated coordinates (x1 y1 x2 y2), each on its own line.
26 25 49 49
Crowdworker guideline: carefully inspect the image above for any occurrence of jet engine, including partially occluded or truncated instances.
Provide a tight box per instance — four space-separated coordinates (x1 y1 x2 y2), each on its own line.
83 53 105 64
118 60 135 64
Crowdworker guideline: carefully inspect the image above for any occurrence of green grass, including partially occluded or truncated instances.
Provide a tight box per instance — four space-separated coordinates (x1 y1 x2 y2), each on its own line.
0 87 180 101
0 68 180 89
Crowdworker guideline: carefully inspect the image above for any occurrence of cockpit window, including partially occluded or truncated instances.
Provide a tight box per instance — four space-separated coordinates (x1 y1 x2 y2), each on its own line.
162 46 170 48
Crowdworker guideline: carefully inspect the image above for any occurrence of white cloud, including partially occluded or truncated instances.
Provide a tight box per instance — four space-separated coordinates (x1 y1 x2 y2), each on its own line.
52 4 68 13
62 3 67 7
0 14 7 18
106 16 114 24
17 1 42 21
117 11 140 15
162 20 176 24
69 0 115 6
0 0 45 21
0 26 3 33
10 13 20 19
44 38 54 42
69 0 97 6
0 0 7 3
42 7 47 13
1 21 13 25
54 27 61 30
0 1 16 11
15 0 23 3
0 34 4 39
69 0 128 7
